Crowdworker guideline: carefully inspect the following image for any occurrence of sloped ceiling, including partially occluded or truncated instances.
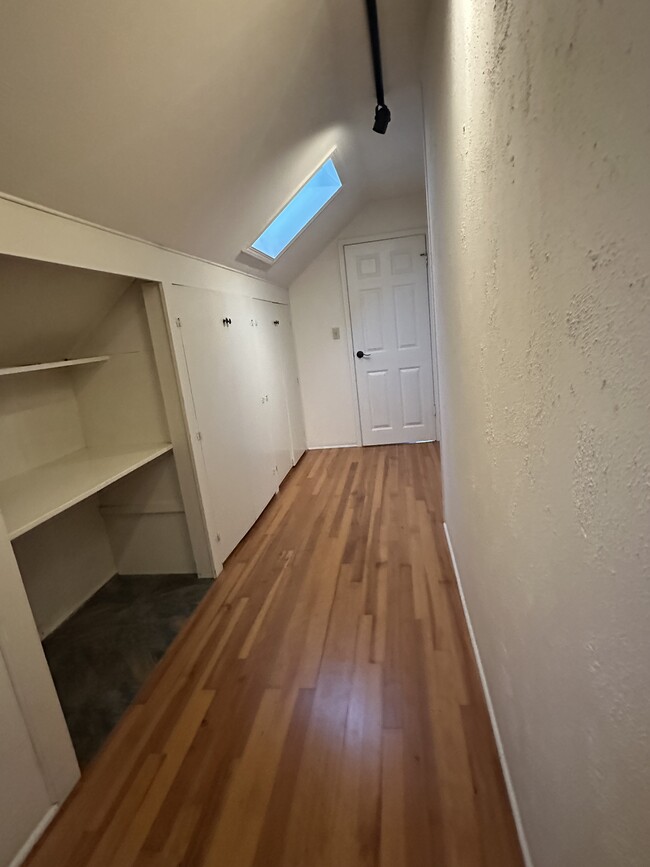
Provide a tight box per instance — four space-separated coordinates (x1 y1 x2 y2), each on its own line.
0 0 428 286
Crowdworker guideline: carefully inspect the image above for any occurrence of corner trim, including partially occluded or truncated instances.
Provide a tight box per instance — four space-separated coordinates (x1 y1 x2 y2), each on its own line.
443 522 534 867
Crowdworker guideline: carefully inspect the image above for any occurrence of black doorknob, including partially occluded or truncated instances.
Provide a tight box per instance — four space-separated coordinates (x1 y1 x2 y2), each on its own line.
356 350 371 359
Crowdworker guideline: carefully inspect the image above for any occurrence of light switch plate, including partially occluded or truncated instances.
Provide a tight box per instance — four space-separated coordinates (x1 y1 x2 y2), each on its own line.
332 327 341 340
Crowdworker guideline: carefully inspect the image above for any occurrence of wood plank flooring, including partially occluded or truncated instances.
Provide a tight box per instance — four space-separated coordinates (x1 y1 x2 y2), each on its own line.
26 444 523 867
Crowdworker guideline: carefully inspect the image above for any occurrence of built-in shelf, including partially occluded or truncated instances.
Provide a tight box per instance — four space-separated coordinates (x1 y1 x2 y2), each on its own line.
0 444 173 539
0 356 110 377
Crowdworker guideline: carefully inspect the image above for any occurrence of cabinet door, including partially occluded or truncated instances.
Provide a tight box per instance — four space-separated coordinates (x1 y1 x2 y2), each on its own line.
170 288 275 563
276 307 306 465
251 299 293 484
0 648 52 866
238 298 278 513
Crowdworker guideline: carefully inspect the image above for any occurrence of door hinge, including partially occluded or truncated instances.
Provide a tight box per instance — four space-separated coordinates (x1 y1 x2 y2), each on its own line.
216 533 221 543
195 431 202 441
175 317 182 328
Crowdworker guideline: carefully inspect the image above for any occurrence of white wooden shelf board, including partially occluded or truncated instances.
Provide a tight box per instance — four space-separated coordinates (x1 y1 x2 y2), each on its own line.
0 444 173 539
0 356 109 377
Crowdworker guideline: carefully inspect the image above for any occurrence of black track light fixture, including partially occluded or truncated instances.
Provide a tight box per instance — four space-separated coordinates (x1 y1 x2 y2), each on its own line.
373 104 391 135
365 0 391 134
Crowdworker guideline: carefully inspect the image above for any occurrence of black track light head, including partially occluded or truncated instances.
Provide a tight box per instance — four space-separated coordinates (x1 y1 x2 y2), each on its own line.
373 103 391 135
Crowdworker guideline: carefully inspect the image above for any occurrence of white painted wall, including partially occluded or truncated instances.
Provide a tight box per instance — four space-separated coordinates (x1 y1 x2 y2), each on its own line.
422 2 650 866
99 455 196 576
12 499 117 638
290 193 427 448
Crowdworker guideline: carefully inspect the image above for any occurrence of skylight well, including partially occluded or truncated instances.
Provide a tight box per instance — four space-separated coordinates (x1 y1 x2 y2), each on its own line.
249 157 342 261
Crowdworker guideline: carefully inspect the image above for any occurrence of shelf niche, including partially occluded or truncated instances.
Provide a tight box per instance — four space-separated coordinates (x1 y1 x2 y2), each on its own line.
0 254 199 640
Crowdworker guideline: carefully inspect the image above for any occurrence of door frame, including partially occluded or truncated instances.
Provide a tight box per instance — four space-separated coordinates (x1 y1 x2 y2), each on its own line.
338 229 441 445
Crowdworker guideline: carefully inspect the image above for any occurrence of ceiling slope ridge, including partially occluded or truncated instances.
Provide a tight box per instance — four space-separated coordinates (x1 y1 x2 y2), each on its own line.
0 190 289 291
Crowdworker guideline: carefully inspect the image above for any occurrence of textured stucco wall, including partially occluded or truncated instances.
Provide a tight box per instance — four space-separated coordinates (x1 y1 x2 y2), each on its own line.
422 1 650 865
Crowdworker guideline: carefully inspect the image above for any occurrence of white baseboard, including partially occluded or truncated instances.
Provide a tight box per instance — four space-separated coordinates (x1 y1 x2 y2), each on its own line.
9 805 59 867
307 443 360 450
443 522 534 867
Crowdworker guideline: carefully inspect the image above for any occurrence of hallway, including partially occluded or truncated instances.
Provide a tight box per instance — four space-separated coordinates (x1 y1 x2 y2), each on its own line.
26 443 522 867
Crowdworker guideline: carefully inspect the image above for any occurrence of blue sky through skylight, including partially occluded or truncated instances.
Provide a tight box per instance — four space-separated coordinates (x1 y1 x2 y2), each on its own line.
251 158 342 259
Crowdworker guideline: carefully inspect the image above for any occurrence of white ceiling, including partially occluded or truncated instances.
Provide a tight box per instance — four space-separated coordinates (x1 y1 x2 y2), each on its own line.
0 0 428 286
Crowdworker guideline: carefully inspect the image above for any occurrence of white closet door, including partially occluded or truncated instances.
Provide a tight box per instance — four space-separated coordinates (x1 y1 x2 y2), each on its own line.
171 288 273 563
251 299 293 484
0 648 52 866
273 306 306 466
240 298 278 512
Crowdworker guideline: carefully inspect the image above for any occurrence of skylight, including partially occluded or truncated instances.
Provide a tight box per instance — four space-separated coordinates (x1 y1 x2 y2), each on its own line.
250 157 342 261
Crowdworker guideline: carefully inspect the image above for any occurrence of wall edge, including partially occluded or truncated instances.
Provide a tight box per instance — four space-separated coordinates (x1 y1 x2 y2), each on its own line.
8 805 59 867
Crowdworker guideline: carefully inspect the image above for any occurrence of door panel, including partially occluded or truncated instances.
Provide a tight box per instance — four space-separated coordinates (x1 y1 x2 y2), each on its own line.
262 304 306 467
390 249 415 275
399 367 424 427
394 284 418 349
345 235 435 445
367 370 391 431
282 320 306 464
356 251 380 278
251 299 292 485
360 288 385 351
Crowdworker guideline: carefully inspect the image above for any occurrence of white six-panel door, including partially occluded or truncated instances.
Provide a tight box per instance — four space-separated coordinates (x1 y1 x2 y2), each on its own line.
344 235 436 446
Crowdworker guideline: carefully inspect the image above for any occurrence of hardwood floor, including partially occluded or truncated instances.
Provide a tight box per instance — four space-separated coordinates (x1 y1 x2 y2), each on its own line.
26 444 523 867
